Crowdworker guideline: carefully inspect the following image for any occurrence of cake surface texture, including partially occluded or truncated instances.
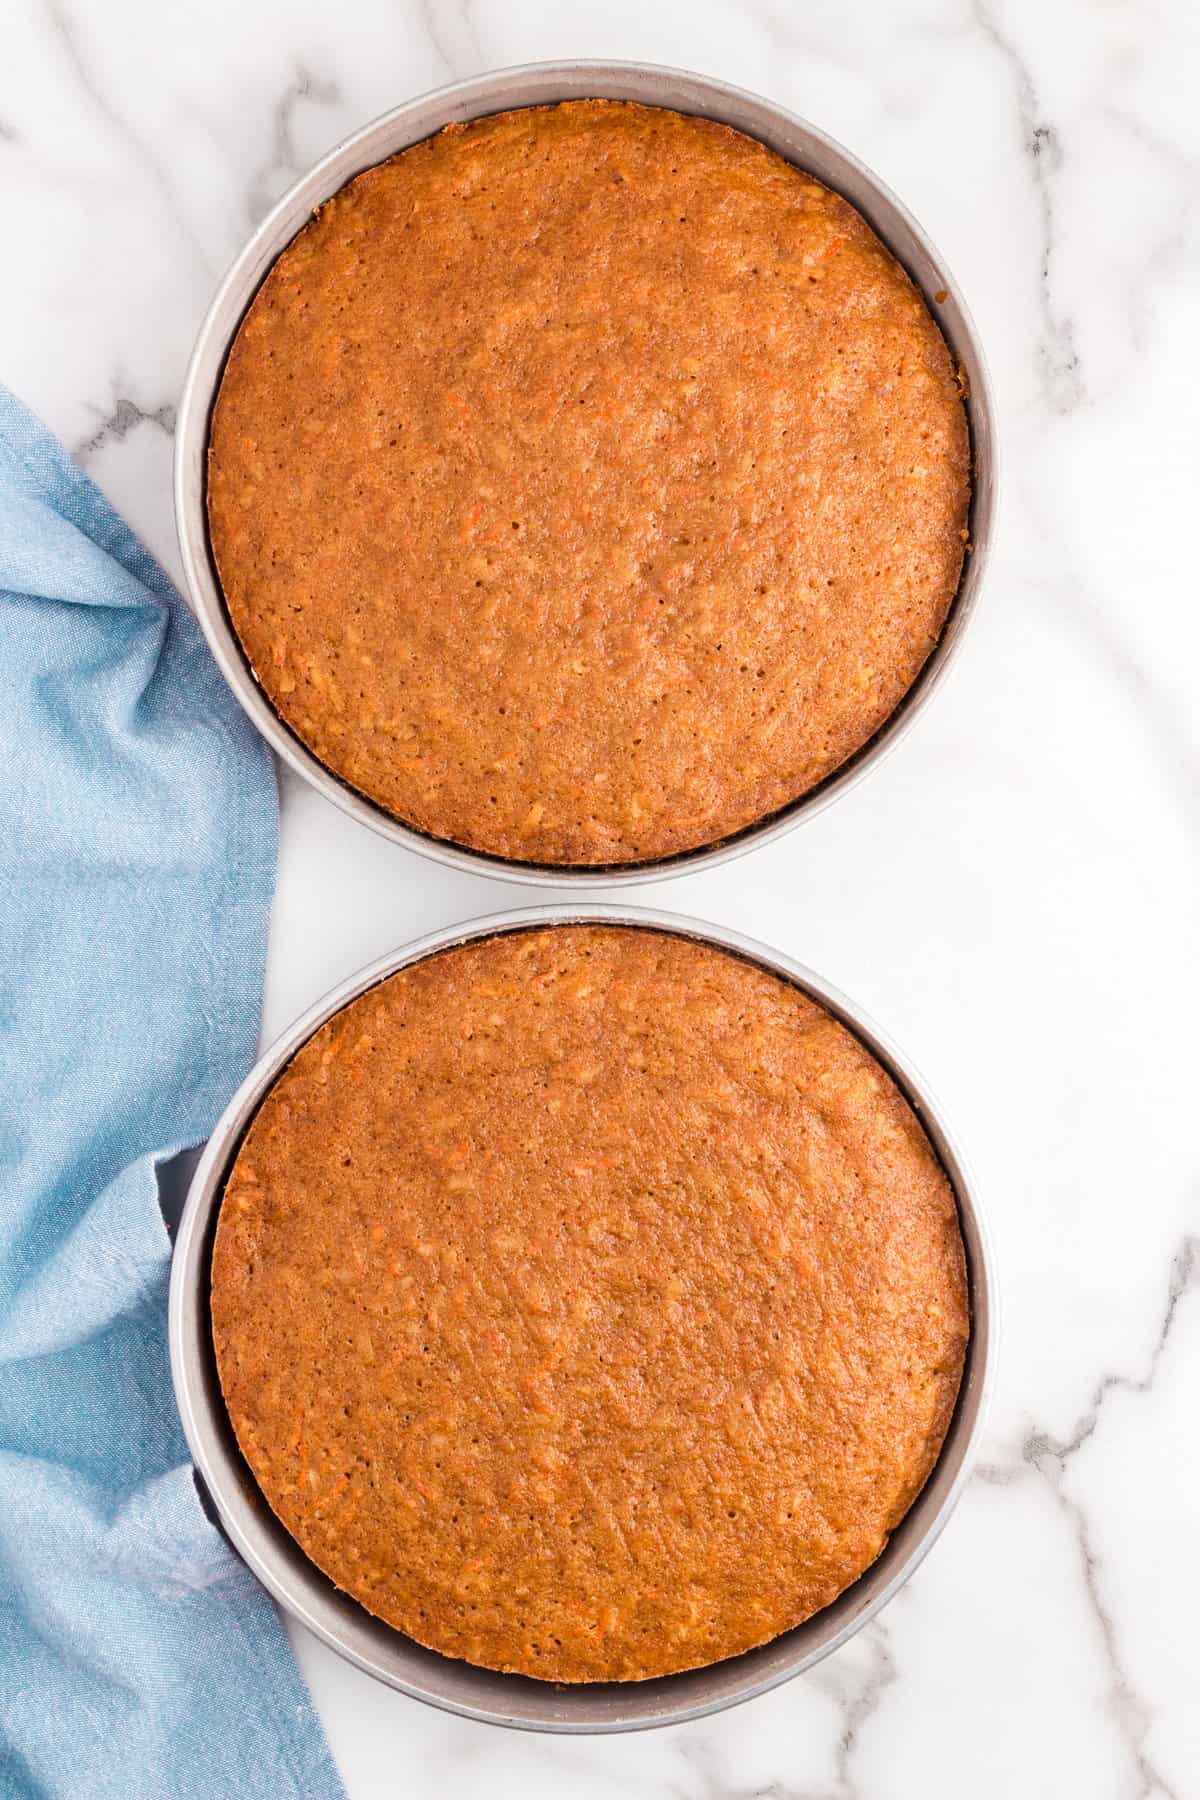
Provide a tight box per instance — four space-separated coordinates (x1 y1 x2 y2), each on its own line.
211 925 970 1681
207 100 970 865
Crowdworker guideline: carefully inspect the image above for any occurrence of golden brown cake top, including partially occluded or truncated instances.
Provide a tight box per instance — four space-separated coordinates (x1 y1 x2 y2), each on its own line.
208 101 970 866
212 926 969 1681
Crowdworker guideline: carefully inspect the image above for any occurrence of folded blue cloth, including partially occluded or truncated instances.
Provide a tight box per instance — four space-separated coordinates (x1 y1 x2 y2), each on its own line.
0 386 344 1798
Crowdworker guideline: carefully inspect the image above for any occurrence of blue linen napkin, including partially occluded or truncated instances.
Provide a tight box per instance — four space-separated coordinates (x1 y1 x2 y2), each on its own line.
0 385 345 1799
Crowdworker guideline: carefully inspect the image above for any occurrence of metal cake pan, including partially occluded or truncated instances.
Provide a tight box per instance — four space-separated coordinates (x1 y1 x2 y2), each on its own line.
169 904 996 1732
174 61 997 888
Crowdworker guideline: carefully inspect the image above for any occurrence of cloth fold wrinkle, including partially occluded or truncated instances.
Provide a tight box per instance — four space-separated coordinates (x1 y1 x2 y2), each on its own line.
0 384 344 1799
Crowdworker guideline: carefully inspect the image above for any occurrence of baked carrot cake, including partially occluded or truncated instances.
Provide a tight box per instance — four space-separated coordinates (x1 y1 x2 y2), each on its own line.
211 925 969 1681
207 101 970 865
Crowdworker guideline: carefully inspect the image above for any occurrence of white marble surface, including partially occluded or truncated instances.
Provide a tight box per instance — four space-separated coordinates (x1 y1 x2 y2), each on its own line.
7 0 1199 1792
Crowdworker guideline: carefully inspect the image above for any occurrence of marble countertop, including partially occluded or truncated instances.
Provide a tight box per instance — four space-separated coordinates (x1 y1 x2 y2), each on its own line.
7 0 1198 1793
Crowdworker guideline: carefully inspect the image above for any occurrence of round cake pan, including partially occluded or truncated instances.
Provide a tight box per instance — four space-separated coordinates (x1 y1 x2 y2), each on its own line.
175 61 996 889
169 904 995 1733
